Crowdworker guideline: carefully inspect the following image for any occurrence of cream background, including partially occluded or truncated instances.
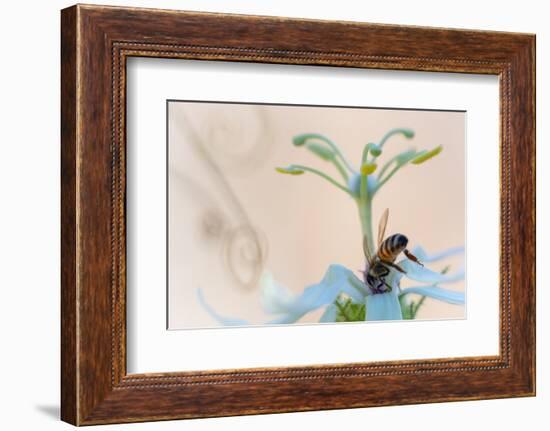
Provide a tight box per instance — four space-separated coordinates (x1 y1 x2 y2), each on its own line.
168 102 465 328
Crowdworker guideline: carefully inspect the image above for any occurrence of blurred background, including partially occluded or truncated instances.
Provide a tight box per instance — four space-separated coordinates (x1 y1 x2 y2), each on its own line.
168 101 465 329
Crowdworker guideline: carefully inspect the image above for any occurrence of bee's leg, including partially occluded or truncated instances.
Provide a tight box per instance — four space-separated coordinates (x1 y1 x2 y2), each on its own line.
382 279 393 292
384 261 407 274
404 249 424 267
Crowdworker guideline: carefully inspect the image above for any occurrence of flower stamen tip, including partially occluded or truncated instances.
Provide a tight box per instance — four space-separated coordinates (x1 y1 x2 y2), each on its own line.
402 129 415 139
360 163 378 175
292 134 308 147
411 145 443 164
369 144 382 157
275 166 305 175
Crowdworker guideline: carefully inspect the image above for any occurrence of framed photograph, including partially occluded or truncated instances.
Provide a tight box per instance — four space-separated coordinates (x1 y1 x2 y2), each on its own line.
61 4 535 425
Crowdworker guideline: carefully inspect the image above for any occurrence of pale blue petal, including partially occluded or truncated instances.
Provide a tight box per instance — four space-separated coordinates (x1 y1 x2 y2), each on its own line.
366 292 403 321
286 264 366 313
401 285 465 305
198 265 368 327
396 259 464 285
197 289 250 326
319 304 338 322
260 272 296 315
347 273 371 299
410 245 464 263
263 264 368 323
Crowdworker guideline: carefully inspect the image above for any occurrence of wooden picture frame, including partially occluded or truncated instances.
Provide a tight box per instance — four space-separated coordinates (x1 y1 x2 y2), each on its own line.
61 4 535 425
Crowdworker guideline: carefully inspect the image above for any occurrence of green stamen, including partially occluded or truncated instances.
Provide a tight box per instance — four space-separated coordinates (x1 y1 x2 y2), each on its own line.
369 144 382 157
292 133 356 173
379 128 415 148
303 142 349 181
276 165 353 196
275 166 305 175
305 142 334 160
411 146 443 164
377 149 417 179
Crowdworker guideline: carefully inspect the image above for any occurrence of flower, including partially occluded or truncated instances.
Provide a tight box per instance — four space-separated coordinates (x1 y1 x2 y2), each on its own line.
199 245 464 324
198 265 365 326
198 128 463 324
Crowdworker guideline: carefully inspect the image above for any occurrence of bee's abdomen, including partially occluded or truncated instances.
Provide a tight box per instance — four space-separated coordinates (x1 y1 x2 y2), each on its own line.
378 234 408 262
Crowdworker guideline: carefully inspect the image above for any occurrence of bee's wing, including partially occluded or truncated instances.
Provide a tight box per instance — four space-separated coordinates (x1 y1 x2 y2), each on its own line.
363 235 373 265
378 208 390 247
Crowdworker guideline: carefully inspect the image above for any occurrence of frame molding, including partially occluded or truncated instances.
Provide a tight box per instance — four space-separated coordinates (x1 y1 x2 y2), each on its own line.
61 4 535 425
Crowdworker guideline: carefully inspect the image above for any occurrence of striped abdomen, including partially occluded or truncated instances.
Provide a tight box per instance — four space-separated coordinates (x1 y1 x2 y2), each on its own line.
377 234 408 263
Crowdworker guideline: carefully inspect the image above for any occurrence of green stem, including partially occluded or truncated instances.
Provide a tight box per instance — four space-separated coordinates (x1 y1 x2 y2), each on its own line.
356 143 376 253
358 197 374 254
291 164 353 196
412 296 427 318
361 142 371 166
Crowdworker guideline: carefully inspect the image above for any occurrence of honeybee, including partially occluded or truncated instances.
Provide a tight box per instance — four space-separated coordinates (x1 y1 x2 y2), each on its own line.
361 208 423 293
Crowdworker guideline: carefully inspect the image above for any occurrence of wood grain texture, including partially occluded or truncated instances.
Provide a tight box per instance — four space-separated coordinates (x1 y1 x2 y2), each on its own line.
60 5 78 425
60 4 536 425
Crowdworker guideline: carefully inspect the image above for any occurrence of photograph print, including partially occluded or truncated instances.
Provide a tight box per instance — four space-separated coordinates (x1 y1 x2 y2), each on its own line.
167 101 466 329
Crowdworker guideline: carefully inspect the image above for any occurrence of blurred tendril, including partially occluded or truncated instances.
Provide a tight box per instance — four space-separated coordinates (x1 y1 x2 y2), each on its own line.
173 107 270 290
